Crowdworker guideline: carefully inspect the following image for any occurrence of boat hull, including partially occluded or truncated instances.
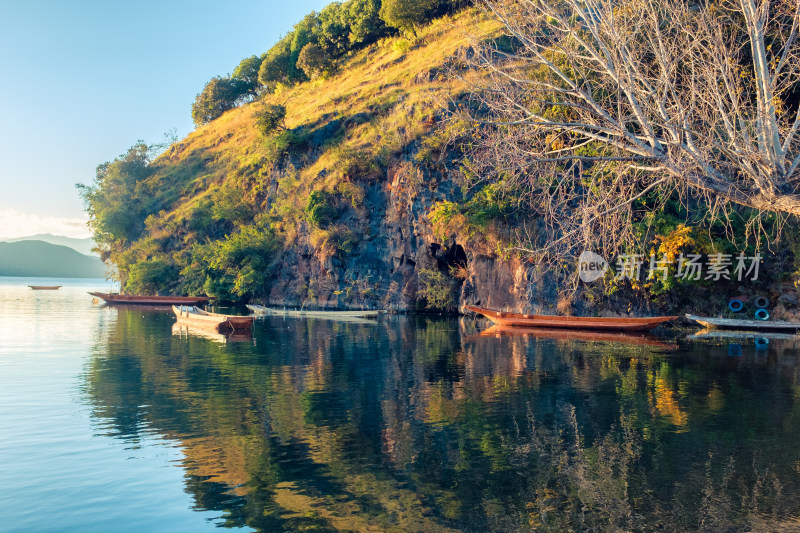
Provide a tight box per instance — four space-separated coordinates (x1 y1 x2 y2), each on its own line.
90 292 211 306
247 304 383 319
29 286 61 290
465 305 678 332
685 314 800 333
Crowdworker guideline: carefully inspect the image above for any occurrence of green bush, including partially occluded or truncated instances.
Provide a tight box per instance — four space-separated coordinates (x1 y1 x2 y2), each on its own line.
254 104 287 137
125 258 178 295
181 221 281 301
305 190 339 228
418 267 457 310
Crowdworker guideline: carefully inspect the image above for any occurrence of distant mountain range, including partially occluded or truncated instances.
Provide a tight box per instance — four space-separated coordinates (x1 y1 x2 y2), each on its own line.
2 233 97 256
0 240 106 278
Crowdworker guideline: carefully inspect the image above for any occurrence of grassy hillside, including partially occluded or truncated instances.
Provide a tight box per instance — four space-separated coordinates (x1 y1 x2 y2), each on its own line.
83 8 504 304
0 241 107 278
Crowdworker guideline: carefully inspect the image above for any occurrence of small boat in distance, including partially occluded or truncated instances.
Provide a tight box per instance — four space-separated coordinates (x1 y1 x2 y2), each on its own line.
465 305 678 332
29 285 61 290
247 304 384 320
89 292 211 306
173 305 254 333
685 314 800 333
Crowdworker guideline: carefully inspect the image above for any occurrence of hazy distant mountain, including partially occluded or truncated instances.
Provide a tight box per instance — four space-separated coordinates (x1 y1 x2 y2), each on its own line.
3 233 96 256
0 241 106 278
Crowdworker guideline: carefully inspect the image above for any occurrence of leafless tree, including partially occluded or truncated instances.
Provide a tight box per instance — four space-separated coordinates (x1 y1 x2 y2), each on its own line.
457 0 800 263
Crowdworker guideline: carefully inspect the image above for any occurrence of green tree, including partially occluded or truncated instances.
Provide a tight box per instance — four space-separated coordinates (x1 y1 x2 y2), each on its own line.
344 0 388 46
296 43 333 79
77 142 154 245
191 77 248 126
254 104 287 137
379 0 437 37
317 3 349 55
258 35 294 88
231 55 263 97
185 221 281 301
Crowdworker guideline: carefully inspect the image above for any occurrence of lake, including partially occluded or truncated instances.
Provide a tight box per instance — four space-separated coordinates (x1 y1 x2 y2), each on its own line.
2 277 800 532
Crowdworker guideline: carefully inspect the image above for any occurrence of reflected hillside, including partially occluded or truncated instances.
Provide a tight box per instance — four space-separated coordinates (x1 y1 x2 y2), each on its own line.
84 312 800 532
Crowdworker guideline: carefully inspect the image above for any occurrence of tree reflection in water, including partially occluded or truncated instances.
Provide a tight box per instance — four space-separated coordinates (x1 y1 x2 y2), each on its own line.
85 309 800 531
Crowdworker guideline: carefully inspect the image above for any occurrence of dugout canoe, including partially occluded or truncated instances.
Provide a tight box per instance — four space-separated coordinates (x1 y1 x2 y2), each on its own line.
29 285 61 290
172 305 254 333
685 314 800 333
465 305 678 332
90 292 211 306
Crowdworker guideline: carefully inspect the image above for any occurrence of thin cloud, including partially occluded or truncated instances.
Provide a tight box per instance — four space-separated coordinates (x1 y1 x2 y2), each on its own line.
0 209 91 239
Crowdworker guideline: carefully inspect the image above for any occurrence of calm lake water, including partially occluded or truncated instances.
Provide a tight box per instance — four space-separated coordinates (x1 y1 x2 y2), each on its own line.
3 277 800 532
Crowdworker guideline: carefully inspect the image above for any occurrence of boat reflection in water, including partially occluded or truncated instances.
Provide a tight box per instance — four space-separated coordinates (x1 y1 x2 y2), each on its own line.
474 324 677 349
171 322 254 345
86 314 800 532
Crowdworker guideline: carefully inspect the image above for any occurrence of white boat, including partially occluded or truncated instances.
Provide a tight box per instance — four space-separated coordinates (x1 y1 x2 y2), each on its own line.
246 304 384 320
685 314 800 333
173 305 255 332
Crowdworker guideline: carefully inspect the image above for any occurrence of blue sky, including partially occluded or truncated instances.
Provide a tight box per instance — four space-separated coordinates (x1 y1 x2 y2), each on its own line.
0 0 331 238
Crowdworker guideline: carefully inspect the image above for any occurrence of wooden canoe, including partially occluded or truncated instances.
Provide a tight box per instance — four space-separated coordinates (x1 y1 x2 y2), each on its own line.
90 292 211 306
29 285 61 290
685 314 800 333
247 304 384 319
173 306 254 332
465 305 678 332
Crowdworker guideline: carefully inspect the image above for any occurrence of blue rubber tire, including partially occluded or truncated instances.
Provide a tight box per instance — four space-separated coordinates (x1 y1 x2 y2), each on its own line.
728 299 744 312
754 337 769 349
754 296 770 309
755 309 770 321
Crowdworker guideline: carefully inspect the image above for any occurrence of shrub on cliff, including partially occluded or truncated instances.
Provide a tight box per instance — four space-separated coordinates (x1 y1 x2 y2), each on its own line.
305 190 338 228
181 221 281 301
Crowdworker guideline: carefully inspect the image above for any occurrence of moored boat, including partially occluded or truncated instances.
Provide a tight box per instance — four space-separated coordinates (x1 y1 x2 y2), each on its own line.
29 285 61 290
90 292 211 306
173 305 254 332
685 314 800 333
247 304 384 320
465 305 678 332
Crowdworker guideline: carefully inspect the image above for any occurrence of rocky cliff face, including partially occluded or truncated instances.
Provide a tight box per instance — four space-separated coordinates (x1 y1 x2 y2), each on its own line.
263 152 553 313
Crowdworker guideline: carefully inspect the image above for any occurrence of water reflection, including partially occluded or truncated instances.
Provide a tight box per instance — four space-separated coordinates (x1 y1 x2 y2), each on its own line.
85 310 800 531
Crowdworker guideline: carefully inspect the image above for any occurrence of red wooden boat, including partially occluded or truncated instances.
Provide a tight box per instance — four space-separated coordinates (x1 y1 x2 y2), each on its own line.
89 292 212 306
465 305 678 332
